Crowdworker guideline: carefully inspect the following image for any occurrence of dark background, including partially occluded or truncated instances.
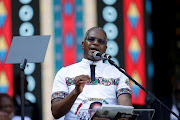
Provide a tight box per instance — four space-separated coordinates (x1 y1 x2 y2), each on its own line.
152 0 177 97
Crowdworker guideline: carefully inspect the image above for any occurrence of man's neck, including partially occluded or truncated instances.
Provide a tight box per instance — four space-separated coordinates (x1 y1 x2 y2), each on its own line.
84 57 101 62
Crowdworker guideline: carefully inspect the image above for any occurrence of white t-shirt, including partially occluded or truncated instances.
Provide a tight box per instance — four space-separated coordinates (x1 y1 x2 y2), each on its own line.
12 116 31 120
170 104 179 120
52 58 131 120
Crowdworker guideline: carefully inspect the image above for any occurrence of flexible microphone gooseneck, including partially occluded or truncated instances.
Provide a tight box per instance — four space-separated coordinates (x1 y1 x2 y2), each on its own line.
92 52 180 119
107 59 180 120
92 51 180 119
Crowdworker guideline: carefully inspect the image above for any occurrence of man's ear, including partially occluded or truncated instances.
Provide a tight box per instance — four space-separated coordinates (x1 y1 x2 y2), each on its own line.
82 41 84 50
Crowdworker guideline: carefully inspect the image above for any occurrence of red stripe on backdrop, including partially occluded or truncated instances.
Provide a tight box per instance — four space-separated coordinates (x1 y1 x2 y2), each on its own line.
123 0 146 105
0 0 13 97
62 0 76 67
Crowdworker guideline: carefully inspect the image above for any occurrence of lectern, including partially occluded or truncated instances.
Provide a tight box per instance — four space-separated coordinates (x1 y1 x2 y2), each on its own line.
77 108 155 120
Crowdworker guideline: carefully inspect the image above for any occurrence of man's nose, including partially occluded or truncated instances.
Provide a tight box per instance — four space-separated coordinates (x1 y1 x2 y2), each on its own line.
92 39 99 45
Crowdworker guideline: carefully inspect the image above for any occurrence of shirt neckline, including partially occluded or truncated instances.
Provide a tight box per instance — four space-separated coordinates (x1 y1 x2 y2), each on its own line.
81 58 103 66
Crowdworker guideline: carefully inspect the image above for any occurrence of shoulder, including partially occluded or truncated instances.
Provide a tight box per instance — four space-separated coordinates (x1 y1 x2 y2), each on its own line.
64 62 80 69
56 62 80 74
101 63 128 79
101 62 114 68
101 62 123 73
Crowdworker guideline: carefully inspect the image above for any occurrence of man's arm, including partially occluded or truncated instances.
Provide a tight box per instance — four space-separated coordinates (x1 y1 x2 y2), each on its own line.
51 75 90 119
51 89 79 119
118 94 132 106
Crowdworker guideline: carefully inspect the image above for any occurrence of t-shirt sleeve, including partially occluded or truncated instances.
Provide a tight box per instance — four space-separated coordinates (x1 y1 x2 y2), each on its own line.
51 67 69 101
116 71 131 98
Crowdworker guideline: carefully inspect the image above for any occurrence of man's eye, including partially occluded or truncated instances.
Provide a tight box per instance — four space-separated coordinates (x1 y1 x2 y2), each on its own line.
98 39 105 44
88 37 95 41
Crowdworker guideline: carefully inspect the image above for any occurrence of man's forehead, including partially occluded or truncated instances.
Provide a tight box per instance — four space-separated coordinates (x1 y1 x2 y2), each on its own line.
89 28 105 34
88 29 106 38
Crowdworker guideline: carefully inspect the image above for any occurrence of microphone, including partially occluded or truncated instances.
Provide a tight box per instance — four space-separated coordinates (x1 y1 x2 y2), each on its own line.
93 51 111 60
101 53 111 60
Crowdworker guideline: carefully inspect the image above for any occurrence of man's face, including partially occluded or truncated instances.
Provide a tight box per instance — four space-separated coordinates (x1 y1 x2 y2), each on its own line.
0 97 14 119
82 28 107 61
89 103 102 118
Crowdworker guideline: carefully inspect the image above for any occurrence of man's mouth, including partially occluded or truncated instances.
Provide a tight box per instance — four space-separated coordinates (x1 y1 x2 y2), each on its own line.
89 48 99 52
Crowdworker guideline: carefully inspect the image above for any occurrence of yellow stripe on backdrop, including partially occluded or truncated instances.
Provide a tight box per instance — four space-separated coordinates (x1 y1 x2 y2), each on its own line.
40 0 97 120
40 0 54 120
84 0 97 32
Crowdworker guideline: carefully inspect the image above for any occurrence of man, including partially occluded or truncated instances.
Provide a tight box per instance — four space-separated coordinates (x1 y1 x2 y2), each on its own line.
0 94 14 120
0 94 31 120
51 27 132 119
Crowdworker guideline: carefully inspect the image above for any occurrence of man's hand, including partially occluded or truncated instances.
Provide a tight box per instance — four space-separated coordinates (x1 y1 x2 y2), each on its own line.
74 75 91 95
51 75 91 118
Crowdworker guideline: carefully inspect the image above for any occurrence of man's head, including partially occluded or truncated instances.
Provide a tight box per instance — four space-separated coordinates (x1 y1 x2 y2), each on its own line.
89 102 102 118
173 78 180 111
0 94 14 119
89 102 102 109
82 27 107 61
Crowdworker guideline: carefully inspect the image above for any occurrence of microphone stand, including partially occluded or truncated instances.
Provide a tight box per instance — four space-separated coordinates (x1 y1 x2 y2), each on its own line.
20 59 27 120
107 58 180 119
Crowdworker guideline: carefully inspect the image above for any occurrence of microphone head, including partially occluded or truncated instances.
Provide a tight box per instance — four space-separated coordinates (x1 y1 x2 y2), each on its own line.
93 51 101 59
105 54 111 59
101 53 111 60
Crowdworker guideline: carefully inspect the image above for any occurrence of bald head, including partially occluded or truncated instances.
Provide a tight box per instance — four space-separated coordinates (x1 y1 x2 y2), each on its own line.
84 27 107 41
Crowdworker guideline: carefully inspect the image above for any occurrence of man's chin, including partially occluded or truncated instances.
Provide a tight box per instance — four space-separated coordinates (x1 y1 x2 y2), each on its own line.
86 55 100 61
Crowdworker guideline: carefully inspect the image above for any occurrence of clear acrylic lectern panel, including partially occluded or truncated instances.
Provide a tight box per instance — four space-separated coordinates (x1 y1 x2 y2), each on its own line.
77 109 155 120
133 109 155 120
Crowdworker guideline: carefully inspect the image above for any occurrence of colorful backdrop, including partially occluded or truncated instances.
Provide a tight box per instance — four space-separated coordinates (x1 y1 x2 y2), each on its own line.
0 0 13 97
0 0 153 120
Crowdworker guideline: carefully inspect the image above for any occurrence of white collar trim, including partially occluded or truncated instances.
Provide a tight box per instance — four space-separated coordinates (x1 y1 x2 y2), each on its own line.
81 58 103 65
